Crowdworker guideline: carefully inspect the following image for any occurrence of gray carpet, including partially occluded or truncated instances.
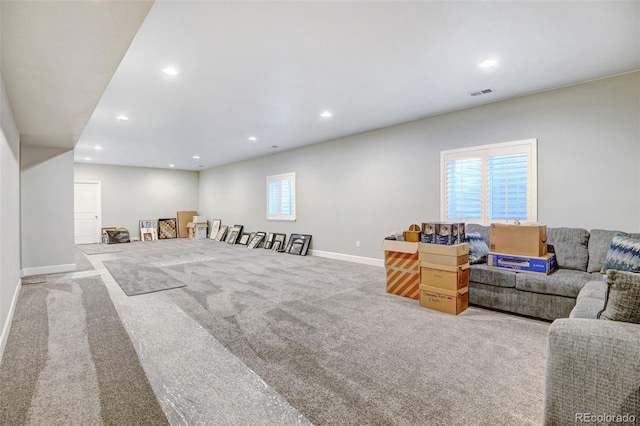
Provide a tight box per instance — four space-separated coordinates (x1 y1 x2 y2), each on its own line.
0 274 168 425
102 258 187 296
94 239 549 425
75 248 96 271
3 240 549 425
76 243 124 255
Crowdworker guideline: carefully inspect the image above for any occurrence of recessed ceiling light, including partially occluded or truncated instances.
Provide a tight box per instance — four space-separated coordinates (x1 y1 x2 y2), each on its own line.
320 111 332 118
116 115 129 121
94 146 103 150
162 67 178 76
479 59 497 68
193 155 200 160
248 136 257 141
85 157 92 161
169 164 175 168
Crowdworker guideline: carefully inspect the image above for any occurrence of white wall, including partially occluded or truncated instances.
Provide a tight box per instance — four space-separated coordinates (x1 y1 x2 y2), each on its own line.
74 163 199 239
21 147 75 275
0 76 22 362
199 72 640 260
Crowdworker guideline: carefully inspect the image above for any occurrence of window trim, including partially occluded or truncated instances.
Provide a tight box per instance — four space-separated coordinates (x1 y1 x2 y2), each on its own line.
266 172 296 221
440 139 537 225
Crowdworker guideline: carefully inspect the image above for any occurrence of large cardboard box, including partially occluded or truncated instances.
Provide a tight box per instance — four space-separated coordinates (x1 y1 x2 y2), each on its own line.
418 243 469 266
489 223 548 257
419 285 469 315
382 240 420 300
177 211 198 238
420 262 470 291
487 252 557 275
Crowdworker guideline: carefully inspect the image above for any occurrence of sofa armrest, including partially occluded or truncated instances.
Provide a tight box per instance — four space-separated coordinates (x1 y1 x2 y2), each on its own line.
544 318 640 424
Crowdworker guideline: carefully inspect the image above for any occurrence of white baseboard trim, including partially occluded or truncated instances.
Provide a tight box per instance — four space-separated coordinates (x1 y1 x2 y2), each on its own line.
0 278 22 365
309 250 384 267
21 263 76 277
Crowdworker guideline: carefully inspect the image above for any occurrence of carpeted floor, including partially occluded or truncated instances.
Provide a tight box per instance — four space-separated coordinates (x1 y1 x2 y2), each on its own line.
0 271 168 425
1 239 550 425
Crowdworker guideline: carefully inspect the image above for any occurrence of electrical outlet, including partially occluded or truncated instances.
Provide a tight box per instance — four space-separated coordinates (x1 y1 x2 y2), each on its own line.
356 241 360 247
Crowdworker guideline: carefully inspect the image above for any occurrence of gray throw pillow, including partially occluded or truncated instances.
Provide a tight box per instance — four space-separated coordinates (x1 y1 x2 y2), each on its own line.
601 234 640 273
465 232 489 264
598 270 640 324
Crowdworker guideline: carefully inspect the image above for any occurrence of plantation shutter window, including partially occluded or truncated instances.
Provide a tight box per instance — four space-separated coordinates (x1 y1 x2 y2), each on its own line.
441 139 537 224
267 172 296 221
446 157 482 220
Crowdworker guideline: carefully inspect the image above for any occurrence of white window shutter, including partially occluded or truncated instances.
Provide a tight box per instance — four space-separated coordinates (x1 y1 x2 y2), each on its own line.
267 172 296 221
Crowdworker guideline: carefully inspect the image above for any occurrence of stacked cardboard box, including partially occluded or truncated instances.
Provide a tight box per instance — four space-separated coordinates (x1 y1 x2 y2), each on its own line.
187 222 208 239
177 211 198 238
418 243 469 315
381 240 420 300
488 223 557 275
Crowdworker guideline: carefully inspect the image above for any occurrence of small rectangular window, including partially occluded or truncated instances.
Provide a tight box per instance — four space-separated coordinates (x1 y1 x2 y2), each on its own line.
267 172 296 221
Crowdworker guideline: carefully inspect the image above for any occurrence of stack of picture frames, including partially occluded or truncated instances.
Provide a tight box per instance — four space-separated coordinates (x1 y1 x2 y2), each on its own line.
284 234 312 256
225 225 244 244
158 218 177 239
245 232 266 248
264 233 287 252
139 220 159 241
206 222 311 256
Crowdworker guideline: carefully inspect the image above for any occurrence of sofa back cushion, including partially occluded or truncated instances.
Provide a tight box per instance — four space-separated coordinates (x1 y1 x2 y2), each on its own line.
547 227 589 271
587 229 627 273
598 270 640 324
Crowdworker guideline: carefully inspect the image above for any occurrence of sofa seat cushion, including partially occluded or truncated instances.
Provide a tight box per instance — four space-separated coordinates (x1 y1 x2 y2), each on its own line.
570 279 606 319
547 227 589 271
469 264 516 288
515 269 591 298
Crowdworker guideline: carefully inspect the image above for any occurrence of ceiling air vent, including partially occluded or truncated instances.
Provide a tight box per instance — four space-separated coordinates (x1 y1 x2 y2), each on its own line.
470 88 495 97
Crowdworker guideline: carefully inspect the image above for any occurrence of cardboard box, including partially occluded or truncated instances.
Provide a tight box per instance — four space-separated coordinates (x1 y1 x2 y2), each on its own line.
420 262 470 291
419 241 469 265
418 242 469 256
487 252 557 275
489 223 548 257
187 222 208 239
382 240 420 299
419 285 469 315
419 253 468 266
177 210 198 238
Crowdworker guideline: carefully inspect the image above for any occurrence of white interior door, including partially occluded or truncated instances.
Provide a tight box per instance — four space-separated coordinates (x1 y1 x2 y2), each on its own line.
74 181 102 245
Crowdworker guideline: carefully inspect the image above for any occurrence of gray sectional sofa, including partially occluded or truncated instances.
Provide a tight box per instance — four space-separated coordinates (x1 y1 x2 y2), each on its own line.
465 224 639 321
544 275 640 424
465 224 640 422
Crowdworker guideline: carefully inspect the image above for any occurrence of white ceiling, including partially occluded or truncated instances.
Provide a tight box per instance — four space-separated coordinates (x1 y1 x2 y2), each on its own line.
4 1 640 171
1 0 154 149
